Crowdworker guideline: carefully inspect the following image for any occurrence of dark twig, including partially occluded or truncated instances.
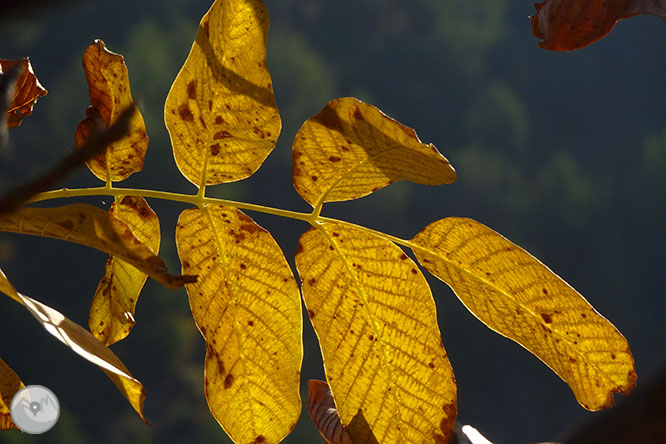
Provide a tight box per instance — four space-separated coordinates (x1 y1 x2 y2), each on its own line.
0 106 136 215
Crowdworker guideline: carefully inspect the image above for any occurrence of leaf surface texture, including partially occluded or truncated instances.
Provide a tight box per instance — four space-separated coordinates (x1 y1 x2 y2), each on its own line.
176 205 302 444
165 0 281 186
0 268 147 421
0 204 193 290
296 222 457 444
411 217 636 410
531 0 666 50
89 196 160 345
0 58 47 128
75 40 148 181
292 97 456 207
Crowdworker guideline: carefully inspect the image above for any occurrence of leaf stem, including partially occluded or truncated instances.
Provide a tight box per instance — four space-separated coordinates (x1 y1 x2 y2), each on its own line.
28 187 313 223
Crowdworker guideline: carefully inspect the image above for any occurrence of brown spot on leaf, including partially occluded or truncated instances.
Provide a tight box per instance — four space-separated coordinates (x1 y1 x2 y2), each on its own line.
248 320 254 326
210 143 221 156
214 115 224 124
307 309 315 318
400 253 408 260
308 278 316 286
296 242 303 254
178 104 193 121
541 313 553 324
57 220 74 230
254 436 266 444
411 268 418 274
240 263 246 269
543 288 549 295
187 81 196 100
214 130 232 139
611 353 616 360
240 223 261 234
328 155 341 162
224 373 234 389
311 175 318 182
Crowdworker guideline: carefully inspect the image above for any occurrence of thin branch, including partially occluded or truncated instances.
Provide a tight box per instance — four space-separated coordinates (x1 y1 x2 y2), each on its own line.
0 106 135 215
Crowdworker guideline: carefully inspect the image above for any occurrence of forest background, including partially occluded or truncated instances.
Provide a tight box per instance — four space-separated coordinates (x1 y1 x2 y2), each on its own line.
0 1 665 443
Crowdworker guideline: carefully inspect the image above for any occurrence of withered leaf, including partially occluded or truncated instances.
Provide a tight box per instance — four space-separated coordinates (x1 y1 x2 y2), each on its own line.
75 39 148 181
0 58 47 128
531 0 666 51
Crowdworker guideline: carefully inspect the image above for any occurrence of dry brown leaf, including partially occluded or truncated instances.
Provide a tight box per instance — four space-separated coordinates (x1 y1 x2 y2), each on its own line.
0 58 47 128
75 39 148 181
531 0 666 51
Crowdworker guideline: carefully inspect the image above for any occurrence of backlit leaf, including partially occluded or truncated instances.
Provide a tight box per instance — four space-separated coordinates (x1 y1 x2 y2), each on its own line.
176 205 301 444
0 268 147 421
165 0 281 187
89 196 160 345
531 0 666 51
296 222 457 444
292 97 456 207
0 204 194 290
307 380 352 444
411 217 636 410
75 39 148 181
0 358 23 430
0 58 47 128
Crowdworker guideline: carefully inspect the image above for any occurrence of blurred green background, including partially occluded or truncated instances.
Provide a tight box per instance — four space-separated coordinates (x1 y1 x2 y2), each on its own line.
1 1 665 443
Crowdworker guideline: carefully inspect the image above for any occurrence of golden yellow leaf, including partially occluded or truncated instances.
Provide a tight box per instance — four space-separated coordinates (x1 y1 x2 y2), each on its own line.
292 97 456 207
0 58 47 128
89 196 160 345
295 222 457 444
75 39 148 182
410 217 636 410
0 358 24 430
165 0 281 187
0 268 147 421
0 204 194 290
176 205 302 444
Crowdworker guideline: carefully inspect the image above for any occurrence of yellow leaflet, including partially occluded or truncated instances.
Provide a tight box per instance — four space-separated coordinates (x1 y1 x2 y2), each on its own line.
292 97 456 207
0 204 194 290
176 206 301 444
0 58 47 128
0 358 24 430
411 217 636 410
89 196 160 345
75 40 148 182
0 268 146 421
295 222 457 444
165 0 281 187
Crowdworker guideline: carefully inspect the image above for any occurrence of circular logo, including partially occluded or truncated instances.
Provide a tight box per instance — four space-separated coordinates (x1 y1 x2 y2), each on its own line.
10 385 60 434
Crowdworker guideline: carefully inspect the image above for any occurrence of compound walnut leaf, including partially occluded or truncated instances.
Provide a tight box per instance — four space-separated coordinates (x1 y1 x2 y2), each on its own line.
75 39 148 181
531 0 666 51
0 58 47 128
0 204 194 290
0 358 23 430
292 97 456 207
307 380 353 444
176 205 302 444
165 0 281 187
89 196 160 345
0 268 147 421
411 217 637 410
296 222 457 444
